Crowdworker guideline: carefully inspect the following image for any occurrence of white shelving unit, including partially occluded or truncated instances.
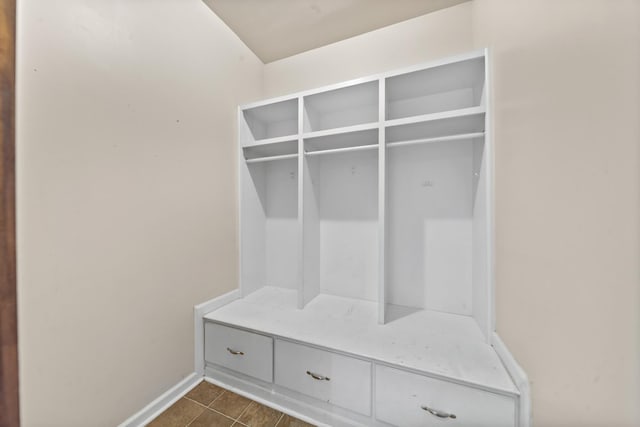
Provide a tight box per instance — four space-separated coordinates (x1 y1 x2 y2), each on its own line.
204 50 526 427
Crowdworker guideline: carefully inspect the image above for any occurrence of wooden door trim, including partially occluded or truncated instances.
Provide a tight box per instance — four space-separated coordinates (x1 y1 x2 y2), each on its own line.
0 0 18 426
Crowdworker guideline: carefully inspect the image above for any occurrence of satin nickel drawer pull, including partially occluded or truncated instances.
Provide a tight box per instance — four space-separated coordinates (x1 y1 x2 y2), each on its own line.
421 405 456 419
226 347 244 356
306 370 330 381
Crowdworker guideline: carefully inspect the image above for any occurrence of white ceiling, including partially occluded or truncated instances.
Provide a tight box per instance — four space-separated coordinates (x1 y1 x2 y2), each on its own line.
202 0 470 63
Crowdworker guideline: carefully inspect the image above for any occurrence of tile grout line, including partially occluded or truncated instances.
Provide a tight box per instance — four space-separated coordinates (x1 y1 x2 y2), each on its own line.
182 393 239 426
208 389 227 407
183 396 211 410
274 412 285 426
234 401 255 425
182 398 207 427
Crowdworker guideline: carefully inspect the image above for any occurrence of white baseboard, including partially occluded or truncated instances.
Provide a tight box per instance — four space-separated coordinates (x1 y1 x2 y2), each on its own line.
117 372 201 427
194 289 241 375
492 332 531 427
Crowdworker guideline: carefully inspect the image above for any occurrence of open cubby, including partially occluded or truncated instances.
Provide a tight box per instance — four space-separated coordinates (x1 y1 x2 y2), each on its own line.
386 56 485 120
242 98 298 142
303 81 378 132
386 137 485 320
302 150 379 304
240 157 299 296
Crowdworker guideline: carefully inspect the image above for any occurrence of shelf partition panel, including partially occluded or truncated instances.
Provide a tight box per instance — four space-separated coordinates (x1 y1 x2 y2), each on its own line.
304 80 379 132
243 98 299 142
378 78 386 325
297 96 307 309
386 56 485 120
301 153 320 308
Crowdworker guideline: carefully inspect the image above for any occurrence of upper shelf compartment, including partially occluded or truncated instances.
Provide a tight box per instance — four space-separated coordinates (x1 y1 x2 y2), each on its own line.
242 98 298 144
385 56 485 121
303 81 378 133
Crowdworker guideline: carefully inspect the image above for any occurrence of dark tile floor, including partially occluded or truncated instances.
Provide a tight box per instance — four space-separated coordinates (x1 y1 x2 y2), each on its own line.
147 381 315 427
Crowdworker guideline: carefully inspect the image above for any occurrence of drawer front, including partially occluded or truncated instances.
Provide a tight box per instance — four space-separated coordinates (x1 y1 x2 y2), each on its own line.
274 339 371 416
204 322 273 383
375 365 516 427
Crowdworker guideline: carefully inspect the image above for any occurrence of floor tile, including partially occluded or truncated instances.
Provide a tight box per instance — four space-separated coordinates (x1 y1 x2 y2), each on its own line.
186 381 225 406
147 398 204 427
237 402 282 427
188 408 235 427
275 414 315 427
209 391 252 419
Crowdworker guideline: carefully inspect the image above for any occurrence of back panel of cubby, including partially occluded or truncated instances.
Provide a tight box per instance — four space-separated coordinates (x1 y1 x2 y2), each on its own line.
387 140 478 315
386 57 485 120
304 150 379 302
241 159 298 295
303 81 378 132
242 99 298 141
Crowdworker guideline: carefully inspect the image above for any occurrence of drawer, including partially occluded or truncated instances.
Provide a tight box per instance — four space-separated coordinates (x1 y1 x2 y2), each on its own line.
375 365 516 427
274 339 371 416
204 322 273 383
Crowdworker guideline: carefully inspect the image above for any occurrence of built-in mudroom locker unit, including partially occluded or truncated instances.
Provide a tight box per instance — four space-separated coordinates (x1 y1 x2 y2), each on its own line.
202 50 526 427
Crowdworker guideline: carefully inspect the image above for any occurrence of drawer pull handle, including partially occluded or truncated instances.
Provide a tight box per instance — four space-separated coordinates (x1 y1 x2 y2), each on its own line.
421 406 456 419
306 370 330 381
226 347 244 356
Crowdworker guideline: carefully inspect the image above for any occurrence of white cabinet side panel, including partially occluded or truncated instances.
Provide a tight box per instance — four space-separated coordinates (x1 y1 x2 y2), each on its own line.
302 155 321 305
472 139 490 340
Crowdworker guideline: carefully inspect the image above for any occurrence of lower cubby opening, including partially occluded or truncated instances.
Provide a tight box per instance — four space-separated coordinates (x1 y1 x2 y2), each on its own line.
302 150 379 303
386 137 485 321
240 158 299 295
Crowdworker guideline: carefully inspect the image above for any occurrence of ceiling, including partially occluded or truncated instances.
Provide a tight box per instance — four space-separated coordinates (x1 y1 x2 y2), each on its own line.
202 0 470 63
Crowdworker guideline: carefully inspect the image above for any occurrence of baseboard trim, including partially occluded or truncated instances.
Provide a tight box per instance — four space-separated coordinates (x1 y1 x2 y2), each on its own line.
117 372 201 427
194 289 241 374
492 332 531 427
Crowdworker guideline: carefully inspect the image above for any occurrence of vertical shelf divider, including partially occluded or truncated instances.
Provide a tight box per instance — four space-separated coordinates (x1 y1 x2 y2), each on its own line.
378 78 386 325
484 48 495 342
297 96 305 309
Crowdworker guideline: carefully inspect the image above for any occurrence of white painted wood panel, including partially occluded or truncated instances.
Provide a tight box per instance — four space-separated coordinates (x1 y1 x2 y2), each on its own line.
304 81 378 132
385 109 485 143
274 339 372 416
204 287 517 393
243 98 298 141
264 159 298 289
315 150 379 301
204 323 273 383
472 137 490 340
239 160 266 297
241 159 299 293
302 153 321 307
375 365 516 427
385 57 485 120
227 52 526 427
387 140 475 314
